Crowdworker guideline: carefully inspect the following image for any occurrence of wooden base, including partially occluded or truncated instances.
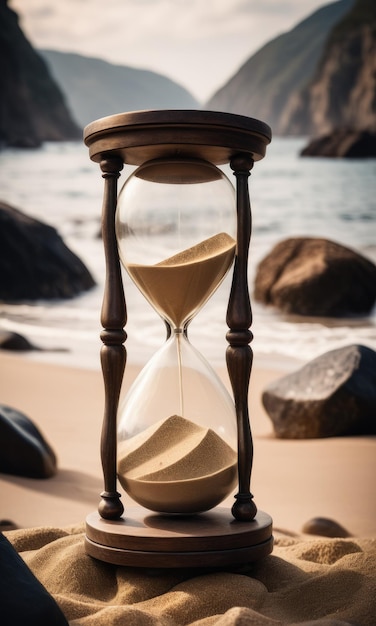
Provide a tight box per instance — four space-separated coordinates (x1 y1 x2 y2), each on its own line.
85 507 273 568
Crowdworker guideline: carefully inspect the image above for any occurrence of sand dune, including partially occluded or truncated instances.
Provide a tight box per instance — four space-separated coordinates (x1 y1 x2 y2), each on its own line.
5 523 376 625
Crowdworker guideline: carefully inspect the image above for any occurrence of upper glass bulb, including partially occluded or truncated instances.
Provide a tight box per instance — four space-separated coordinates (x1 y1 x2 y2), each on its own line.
116 158 236 330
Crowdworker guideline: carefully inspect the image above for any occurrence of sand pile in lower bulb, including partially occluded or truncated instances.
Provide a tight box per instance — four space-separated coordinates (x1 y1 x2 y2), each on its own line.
117 415 237 514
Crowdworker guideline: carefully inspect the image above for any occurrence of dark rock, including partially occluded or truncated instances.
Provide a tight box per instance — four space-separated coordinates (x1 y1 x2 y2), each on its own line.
0 405 57 478
0 0 81 148
0 331 42 351
262 344 376 438
302 517 351 538
254 237 376 316
301 129 376 158
0 331 69 353
0 533 69 626
0 201 95 301
0 520 18 531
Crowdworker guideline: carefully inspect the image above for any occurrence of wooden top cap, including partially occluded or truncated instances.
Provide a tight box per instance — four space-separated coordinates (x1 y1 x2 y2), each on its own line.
83 109 272 166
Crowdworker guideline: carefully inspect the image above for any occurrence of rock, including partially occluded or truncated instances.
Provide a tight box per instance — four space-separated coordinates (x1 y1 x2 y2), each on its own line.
0 331 42 352
262 344 376 438
302 517 351 538
0 201 96 301
254 237 376 316
0 331 69 353
0 0 81 148
0 520 18 531
0 405 57 478
301 129 376 158
0 533 69 626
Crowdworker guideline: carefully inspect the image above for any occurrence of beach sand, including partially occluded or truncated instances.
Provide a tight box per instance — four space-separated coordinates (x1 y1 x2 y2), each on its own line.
1 351 375 624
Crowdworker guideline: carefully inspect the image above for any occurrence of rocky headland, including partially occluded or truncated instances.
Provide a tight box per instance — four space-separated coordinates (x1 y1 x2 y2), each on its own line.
39 50 199 129
284 0 376 138
206 0 375 157
205 0 357 135
0 0 81 148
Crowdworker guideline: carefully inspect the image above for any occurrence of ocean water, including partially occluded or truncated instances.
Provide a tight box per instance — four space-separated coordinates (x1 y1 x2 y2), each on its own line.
0 137 375 372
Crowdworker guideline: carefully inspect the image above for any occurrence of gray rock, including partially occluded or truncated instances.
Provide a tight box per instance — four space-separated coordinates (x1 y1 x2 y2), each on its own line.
262 344 376 438
0 201 95 301
0 405 57 478
254 237 376 316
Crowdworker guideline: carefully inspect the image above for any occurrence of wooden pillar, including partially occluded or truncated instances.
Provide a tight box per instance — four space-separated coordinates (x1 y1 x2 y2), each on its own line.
98 157 126 520
226 153 257 522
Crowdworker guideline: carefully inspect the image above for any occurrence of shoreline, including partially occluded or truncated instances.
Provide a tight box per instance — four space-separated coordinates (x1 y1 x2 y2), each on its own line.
1 351 375 537
19 342 307 374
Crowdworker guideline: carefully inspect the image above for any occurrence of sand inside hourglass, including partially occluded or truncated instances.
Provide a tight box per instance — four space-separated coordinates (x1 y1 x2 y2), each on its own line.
118 415 237 513
118 232 238 513
126 232 236 329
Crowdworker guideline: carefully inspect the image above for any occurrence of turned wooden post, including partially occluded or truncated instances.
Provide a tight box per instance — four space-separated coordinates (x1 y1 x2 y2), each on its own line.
98 156 126 520
227 153 257 522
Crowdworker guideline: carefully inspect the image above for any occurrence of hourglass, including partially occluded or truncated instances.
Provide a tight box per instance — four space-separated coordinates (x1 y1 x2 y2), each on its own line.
84 110 273 567
116 157 239 516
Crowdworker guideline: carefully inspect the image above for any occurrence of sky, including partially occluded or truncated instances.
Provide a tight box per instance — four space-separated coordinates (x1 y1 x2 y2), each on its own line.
11 0 329 102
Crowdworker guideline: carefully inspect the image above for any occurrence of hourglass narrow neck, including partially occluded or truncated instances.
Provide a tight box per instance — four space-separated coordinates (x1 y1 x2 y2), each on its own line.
174 330 185 418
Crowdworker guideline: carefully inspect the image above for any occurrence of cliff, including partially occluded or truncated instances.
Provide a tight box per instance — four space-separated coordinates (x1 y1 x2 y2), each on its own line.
281 0 376 136
205 0 355 135
0 0 81 148
39 50 199 129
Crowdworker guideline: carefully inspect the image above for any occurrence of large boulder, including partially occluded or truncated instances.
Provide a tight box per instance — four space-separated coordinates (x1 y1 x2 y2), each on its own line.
0 405 57 478
0 201 95 301
254 237 376 316
301 129 376 158
262 344 376 438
